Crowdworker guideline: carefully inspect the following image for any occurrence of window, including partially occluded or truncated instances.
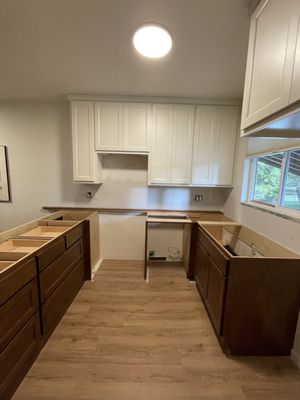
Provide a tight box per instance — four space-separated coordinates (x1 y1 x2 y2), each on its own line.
246 148 300 213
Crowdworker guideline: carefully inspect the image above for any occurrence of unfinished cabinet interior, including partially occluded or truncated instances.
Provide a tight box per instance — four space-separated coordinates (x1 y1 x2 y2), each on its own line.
94 101 151 152
241 0 300 134
71 101 102 183
193 222 300 355
0 210 100 399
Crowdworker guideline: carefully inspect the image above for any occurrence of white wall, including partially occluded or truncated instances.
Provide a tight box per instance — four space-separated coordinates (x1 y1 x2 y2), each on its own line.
0 100 230 233
224 135 300 366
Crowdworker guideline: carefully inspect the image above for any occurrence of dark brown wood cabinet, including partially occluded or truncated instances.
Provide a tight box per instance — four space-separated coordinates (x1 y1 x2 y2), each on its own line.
205 256 226 335
193 224 300 356
0 221 89 399
194 241 209 298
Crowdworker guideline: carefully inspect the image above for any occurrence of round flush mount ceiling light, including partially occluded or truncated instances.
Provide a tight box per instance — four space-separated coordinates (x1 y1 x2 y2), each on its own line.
133 24 173 59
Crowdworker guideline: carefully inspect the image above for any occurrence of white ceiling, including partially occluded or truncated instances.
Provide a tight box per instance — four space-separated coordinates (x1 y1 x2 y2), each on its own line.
0 0 250 100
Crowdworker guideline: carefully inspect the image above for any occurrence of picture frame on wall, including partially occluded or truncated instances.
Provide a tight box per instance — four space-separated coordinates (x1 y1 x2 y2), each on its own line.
0 145 11 202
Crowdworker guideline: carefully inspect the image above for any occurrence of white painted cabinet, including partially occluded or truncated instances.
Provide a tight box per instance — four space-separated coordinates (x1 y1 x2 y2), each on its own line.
71 101 102 183
192 106 238 186
94 102 122 151
241 0 296 131
211 107 239 185
171 105 195 184
149 104 195 185
290 0 300 103
95 102 151 152
149 104 173 184
192 106 217 185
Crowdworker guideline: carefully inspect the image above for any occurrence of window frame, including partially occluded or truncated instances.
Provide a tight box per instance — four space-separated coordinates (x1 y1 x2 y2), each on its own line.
244 147 300 216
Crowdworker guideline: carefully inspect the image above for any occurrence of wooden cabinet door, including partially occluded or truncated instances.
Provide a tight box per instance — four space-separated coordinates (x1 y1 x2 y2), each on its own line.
191 106 216 185
194 241 209 298
211 107 238 186
149 104 173 184
290 0 300 103
94 102 122 151
191 106 238 186
71 101 102 183
206 256 226 335
122 103 151 152
241 0 295 130
170 105 194 184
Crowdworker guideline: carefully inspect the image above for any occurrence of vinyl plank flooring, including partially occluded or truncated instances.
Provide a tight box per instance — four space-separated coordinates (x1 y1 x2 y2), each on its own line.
13 260 300 400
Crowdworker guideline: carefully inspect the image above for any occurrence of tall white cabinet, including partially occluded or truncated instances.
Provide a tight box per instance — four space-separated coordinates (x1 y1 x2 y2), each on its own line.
71 101 102 183
149 104 194 185
192 106 238 186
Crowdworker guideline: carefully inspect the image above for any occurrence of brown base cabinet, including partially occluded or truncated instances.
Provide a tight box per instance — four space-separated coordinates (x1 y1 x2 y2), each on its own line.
193 224 300 356
0 221 90 400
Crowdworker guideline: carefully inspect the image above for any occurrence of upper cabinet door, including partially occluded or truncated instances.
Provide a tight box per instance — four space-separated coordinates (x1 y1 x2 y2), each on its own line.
211 107 238 186
191 106 217 185
149 104 173 184
71 101 102 183
241 0 295 130
171 105 195 184
290 0 300 103
94 102 122 151
122 103 151 152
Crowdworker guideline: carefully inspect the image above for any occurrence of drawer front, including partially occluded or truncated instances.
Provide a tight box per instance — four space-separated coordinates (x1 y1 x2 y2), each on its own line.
0 313 40 400
37 237 65 272
0 279 39 353
40 239 83 302
65 225 83 249
206 256 226 335
42 260 84 339
199 229 228 275
0 258 36 307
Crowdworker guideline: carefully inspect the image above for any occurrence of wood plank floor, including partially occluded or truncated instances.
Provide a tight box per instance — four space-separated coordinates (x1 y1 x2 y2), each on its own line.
13 261 300 400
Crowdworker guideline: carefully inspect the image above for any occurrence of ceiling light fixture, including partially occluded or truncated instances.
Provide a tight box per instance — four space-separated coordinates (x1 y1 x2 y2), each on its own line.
133 24 173 59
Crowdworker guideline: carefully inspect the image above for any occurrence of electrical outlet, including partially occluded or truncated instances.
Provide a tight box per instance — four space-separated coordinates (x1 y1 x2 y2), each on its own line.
149 250 155 257
194 194 203 202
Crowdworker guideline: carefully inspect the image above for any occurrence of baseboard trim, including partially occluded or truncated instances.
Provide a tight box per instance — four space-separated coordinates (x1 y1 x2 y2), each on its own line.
291 349 300 369
91 258 103 280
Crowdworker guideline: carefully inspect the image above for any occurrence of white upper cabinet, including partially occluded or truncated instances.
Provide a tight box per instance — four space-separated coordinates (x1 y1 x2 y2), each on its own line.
290 0 300 103
149 104 173 184
122 103 151 151
171 105 195 184
95 102 151 152
241 0 296 131
211 107 239 185
192 106 238 186
71 101 102 184
95 102 122 151
192 106 217 185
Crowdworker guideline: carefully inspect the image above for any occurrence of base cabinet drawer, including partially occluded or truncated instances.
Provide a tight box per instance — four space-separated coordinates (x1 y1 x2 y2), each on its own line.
0 279 39 352
40 239 83 302
0 313 40 400
0 258 36 306
37 237 65 271
42 260 84 340
65 225 83 249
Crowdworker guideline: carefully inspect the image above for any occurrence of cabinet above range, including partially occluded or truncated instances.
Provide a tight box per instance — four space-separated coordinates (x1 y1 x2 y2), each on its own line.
69 96 240 187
